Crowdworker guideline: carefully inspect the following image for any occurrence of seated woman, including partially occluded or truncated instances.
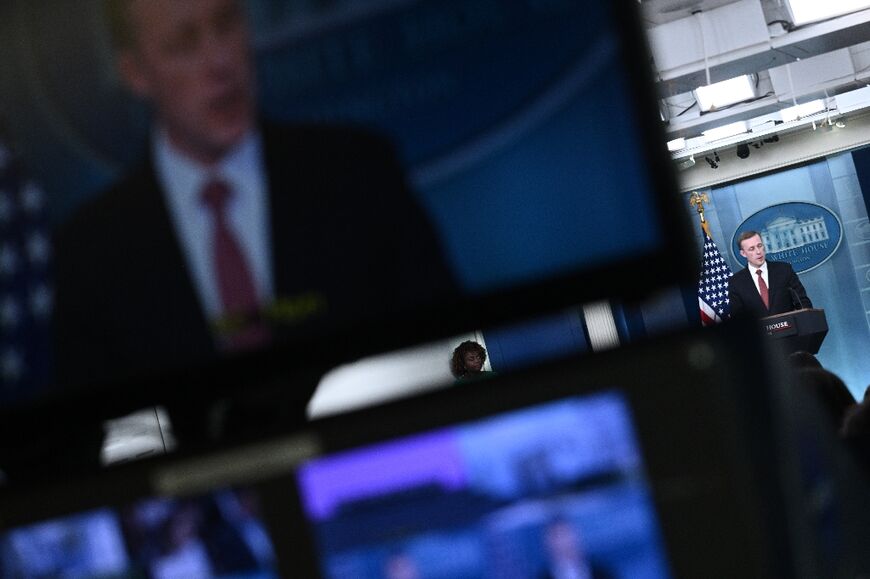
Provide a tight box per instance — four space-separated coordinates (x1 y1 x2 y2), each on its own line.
450 341 494 381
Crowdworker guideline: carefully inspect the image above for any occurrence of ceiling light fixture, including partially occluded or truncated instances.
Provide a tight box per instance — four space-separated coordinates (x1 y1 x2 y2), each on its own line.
702 121 750 142
779 99 826 122
694 75 757 112
667 138 686 152
784 0 870 26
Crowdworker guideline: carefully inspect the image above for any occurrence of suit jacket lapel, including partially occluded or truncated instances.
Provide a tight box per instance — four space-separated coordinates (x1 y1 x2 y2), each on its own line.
766 262 780 312
138 159 216 355
263 125 329 300
264 126 301 298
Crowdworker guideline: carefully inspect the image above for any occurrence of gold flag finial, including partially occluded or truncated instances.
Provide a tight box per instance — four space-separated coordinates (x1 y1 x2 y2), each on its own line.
689 191 709 223
689 191 712 236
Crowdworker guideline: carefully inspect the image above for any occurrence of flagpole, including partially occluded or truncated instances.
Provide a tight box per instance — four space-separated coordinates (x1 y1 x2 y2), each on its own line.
689 191 711 236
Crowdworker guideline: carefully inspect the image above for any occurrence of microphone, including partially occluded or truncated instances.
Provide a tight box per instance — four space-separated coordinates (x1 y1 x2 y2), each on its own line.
789 287 804 311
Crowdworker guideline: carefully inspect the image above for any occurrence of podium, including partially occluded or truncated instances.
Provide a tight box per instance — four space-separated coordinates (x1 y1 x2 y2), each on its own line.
759 308 828 354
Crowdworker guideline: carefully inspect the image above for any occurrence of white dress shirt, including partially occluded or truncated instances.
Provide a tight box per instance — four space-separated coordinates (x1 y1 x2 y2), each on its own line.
750 260 769 296
153 128 274 322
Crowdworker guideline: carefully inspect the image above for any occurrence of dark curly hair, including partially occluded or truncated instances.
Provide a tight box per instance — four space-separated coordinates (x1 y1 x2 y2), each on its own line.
451 341 487 378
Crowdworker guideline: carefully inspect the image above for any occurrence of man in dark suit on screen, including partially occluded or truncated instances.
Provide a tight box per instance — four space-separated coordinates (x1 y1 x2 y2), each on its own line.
52 0 457 390
727 230 812 319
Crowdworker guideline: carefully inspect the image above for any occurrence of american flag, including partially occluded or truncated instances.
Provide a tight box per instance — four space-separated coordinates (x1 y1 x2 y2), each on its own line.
0 134 53 401
698 224 732 326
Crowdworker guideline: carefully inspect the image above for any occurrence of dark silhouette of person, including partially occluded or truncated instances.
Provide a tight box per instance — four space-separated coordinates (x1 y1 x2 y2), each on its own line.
797 367 856 431
788 350 823 370
841 399 870 472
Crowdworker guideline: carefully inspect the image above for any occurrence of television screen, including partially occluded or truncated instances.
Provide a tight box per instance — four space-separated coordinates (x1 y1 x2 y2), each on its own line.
296 392 672 579
0 0 690 409
0 487 278 578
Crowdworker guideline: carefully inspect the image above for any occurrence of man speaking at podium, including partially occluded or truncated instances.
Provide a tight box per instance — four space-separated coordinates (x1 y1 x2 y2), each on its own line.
728 230 812 319
53 0 456 388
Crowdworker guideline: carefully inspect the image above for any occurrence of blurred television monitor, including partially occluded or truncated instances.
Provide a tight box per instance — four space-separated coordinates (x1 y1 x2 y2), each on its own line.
279 319 811 578
0 0 692 419
295 392 671 579
0 488 280 578
4 321 860 577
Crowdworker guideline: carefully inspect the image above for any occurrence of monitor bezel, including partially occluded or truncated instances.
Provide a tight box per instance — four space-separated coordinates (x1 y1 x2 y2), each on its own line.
0 0 695 456
0 321 802 579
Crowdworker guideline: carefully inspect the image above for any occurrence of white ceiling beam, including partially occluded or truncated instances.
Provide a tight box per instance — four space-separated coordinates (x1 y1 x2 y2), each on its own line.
768 49 857 102
649 1 870 98
649 0 771 93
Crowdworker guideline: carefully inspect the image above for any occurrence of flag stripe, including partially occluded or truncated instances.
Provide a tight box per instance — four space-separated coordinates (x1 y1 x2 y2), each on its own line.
699 298 720 326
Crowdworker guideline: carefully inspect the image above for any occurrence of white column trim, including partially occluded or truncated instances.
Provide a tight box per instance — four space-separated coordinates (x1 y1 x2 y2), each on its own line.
583 301 621 352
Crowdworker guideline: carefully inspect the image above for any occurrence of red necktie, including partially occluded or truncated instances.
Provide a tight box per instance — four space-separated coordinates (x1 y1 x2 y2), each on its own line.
756 268 769 309
200 179 270 350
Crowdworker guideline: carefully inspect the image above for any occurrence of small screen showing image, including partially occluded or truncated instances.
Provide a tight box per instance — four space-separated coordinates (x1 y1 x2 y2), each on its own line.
296 392 671 579
119 488 278 579
0 487 278 579
0 510 129 578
